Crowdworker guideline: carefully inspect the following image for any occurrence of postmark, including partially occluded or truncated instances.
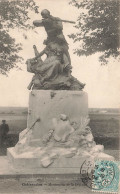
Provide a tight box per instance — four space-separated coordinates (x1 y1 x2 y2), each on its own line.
92 160 120 193
80 159 120 193
80 158 94 189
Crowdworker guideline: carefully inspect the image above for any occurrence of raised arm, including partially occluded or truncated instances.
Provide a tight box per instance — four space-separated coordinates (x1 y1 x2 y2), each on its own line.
35 50 45 59
33 20 43 27
32 45 46 59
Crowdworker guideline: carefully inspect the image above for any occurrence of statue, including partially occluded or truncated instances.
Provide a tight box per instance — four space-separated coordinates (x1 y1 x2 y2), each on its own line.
33 9 72 66
26 9 85 90
7 9 115 172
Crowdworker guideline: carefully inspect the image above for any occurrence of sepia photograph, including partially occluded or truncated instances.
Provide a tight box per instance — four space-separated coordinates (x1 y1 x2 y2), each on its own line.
0 0 120 193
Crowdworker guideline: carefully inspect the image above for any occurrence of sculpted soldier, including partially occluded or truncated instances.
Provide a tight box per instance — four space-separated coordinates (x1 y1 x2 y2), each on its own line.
26 43 71 89
33 9 67 45
26 9 85 90
26 43 85 90
33 9 71 69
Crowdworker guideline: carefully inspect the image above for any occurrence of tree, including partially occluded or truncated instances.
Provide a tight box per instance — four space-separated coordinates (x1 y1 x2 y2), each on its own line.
0 0 39 75
69 0 120 64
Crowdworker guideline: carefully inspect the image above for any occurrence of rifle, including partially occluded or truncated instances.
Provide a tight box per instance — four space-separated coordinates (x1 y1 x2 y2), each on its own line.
27 79 33 90
43 17 76 24
27 45 40 90
20 117 41 140
57 19 75 24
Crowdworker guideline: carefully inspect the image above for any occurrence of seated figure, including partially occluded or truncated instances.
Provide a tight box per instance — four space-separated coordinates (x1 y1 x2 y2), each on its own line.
26 42 70 89
26 42 85 90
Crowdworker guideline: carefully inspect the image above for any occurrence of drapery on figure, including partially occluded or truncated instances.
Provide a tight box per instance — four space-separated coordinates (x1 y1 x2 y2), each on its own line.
26 42 72 89
26 43 85 90
26 9 85 90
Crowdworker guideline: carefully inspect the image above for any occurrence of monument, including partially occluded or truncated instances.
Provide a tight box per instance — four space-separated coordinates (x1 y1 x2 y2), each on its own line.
7 9 114 173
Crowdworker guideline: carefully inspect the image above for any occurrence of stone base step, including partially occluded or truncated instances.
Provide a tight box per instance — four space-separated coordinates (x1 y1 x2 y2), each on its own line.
7 147 87 174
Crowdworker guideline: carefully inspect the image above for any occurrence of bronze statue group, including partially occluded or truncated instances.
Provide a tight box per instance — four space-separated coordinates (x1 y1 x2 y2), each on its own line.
26 9 85 90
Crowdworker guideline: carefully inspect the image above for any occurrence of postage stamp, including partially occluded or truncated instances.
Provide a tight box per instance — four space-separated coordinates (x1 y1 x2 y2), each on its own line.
80 159 120 193
92 160 120 193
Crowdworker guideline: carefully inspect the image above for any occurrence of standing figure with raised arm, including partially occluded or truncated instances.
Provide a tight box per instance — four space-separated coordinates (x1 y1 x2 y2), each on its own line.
33 9 72 73
26 9 85 90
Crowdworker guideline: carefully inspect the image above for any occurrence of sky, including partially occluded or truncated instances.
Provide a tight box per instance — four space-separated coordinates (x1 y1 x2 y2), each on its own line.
0 0 120 108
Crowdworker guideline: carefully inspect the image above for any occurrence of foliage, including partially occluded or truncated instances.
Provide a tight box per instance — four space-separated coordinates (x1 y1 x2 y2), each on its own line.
0 0 39 75
69 0 120 64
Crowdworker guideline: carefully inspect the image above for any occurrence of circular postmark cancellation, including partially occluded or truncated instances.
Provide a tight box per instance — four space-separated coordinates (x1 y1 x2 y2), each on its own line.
80 158 94 189
80 159 116 191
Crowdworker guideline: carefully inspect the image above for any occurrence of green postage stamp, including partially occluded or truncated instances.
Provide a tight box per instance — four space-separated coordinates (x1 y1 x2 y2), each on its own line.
92 160 120 193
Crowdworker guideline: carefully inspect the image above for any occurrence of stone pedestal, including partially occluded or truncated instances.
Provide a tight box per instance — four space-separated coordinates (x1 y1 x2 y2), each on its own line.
7 146 114 173
7 147 87 173
27 90 88 145
7 90 114 172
